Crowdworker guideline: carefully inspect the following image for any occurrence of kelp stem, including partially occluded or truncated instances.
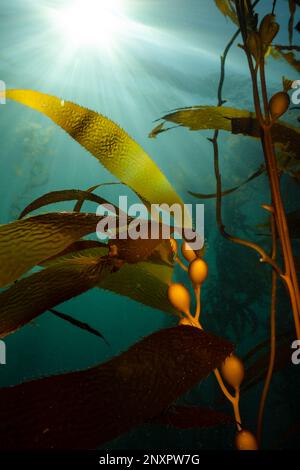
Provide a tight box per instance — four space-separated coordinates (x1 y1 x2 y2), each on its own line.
214 369 242 431
194 286 201 322
211 36 282 276
257 212 278 445
235 0 300 340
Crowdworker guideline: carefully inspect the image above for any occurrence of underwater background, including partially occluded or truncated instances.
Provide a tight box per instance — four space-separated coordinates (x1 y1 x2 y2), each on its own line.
0 0 299 450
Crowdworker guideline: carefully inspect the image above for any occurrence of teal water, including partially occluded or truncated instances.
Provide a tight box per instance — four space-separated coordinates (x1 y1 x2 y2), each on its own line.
0 0 299 450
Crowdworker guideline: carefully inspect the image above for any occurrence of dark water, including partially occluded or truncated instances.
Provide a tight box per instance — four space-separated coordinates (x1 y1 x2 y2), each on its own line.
0 0 299 450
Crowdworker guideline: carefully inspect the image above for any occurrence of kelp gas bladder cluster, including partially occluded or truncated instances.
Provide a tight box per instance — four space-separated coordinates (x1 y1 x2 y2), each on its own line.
167 240 258 451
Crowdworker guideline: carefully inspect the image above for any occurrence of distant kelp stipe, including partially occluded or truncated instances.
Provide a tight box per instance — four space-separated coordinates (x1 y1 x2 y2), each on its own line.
4 89 188 219
0 326 233 449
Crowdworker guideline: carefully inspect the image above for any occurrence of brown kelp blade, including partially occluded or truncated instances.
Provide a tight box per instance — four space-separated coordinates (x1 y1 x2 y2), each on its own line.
0 326 233 449
189 165 265 199
274 47 300 73
151 405 233 429
152 106 300 163
73 182 123 212
19 188 122 220
0 256 113 338
48 309 108 344
0 212 107 287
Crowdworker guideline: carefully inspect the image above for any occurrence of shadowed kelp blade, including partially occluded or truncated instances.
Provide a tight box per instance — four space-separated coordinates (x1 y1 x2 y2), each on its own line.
0 326 233 449
151 405 233 429
0 212 105 287
99 261 177 316
0 256 113 338
18 189 121 220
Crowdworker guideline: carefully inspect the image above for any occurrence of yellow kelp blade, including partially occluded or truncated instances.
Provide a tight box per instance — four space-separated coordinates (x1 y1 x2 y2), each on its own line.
39 238 176 315
214 0 238 25
4 89 185 210
0 212 104 287
40 241 108 267
0 256 113 338
153 106 300 162
157 106 253 132
98 261 178 316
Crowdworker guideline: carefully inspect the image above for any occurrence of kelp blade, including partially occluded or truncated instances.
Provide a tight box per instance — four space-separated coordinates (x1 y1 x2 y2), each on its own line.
98 261 177 316
0 255 113 338
214 0 238 24
19 188 120 220
151 405 233 428
0 326 233 449
40 240 108 267
154 106 300 162
0 212 105 287
5 90 186 213
39 239 176 315
49 308 107 343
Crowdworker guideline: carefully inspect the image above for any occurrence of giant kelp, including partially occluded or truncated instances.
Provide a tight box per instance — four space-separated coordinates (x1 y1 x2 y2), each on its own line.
151 0 300 449
0 326 232 449
0 0 299 452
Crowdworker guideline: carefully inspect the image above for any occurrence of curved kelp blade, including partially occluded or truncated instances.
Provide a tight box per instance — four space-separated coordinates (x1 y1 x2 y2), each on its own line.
0 212 105 287
99 261 177 316
151 405 233 429
19 189 119 220
0 326 233 449
4 90 185 210
153 106 300 161
189 165 265 199
49 309 108 343
73 182 123 212
0 256 113 338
